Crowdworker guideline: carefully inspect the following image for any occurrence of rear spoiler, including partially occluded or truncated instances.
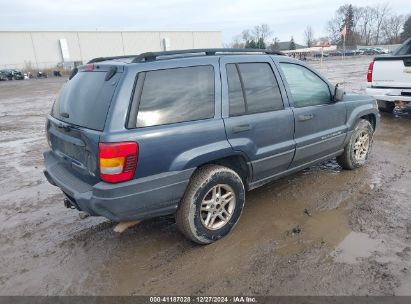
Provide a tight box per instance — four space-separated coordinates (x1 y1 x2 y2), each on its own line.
69 64 122 81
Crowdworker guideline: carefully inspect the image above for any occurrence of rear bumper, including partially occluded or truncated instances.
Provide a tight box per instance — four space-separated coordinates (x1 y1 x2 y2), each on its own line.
365 87 411 103
43 151 194 222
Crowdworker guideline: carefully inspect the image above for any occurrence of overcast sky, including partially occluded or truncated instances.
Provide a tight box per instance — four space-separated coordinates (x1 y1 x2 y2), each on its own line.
0 0 409 44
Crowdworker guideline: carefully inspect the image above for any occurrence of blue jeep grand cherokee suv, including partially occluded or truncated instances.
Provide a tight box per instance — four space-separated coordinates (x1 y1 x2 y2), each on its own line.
44 49 379 244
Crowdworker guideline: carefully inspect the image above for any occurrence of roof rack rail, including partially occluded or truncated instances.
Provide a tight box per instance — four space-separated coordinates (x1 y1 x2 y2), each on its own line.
87 48 284 64
131 48 284 63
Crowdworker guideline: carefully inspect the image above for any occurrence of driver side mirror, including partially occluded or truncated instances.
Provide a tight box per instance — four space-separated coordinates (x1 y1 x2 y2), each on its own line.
333 84 345 102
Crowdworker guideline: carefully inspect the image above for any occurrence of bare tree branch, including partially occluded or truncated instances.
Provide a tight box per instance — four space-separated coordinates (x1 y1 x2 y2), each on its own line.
383 14 405 44
357 6 375 45
304 26 314 47
372 2 390 44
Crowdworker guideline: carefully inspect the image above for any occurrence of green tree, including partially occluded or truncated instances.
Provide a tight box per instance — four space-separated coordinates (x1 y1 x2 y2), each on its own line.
327 4 361 46
248 40 257 48
342 4 356 47
401 15 411 41
289 37 296 50
257 37 266 49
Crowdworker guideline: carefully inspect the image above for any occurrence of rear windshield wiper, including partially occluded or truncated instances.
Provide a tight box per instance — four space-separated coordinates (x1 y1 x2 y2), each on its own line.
57 121 79 132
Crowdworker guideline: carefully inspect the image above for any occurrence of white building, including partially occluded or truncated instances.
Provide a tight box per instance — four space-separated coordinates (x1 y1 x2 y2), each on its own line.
0 31 222 70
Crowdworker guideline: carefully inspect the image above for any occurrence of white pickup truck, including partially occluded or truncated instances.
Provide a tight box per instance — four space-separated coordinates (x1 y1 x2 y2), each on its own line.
366 38 411 113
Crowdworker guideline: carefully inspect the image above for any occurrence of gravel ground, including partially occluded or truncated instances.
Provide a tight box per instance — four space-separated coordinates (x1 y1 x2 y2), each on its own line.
0 55 410 295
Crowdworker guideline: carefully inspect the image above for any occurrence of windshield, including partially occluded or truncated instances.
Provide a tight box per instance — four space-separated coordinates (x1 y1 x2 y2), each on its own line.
51 71 120 131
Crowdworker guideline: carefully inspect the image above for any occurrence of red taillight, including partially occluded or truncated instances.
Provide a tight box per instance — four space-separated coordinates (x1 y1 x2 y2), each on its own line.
84 64 94 71
99 142 138 183
367 61 374 82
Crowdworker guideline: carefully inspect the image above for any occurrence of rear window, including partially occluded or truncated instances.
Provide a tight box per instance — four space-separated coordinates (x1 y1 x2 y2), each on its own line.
133 65 215 128
393 39 411 55
52 71 120 131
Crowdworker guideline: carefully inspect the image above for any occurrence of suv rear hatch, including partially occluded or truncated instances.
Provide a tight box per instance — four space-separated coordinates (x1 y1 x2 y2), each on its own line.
46 64 123 184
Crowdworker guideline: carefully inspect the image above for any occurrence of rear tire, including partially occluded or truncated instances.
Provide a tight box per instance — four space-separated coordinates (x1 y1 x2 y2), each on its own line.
176 165 245 244
337 119 374 170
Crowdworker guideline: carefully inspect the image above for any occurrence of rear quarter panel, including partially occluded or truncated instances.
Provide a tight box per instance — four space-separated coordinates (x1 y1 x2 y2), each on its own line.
343 94 379 133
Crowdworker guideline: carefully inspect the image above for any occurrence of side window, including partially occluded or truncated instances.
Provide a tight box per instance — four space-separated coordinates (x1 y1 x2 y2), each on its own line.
227 64 246 116
226 63 284 116
280 63 331 108
135 65 214 127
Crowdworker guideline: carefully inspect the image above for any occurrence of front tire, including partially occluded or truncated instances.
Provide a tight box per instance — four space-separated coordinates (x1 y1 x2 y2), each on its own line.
337 119 374 170
176 165 245 244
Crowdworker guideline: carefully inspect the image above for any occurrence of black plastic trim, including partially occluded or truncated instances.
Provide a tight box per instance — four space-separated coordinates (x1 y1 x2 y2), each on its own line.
131 48 285 63
87 48 285 64
105 66 117 81
68 67 78 80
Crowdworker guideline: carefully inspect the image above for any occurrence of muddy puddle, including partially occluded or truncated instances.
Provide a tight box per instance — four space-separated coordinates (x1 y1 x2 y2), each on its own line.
332 232 383 264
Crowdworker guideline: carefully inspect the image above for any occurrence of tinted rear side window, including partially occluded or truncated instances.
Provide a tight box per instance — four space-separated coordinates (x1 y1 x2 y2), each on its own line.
226 64 246 116
226 63 283 116
135 66 215 127
52 71 120 131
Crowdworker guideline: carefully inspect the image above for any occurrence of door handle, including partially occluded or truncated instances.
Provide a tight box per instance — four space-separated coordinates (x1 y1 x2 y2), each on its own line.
232 124 252 133
298 113 314 121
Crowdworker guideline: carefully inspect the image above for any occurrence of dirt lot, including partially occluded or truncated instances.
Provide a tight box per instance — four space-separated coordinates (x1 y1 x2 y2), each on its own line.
0 56 410 296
